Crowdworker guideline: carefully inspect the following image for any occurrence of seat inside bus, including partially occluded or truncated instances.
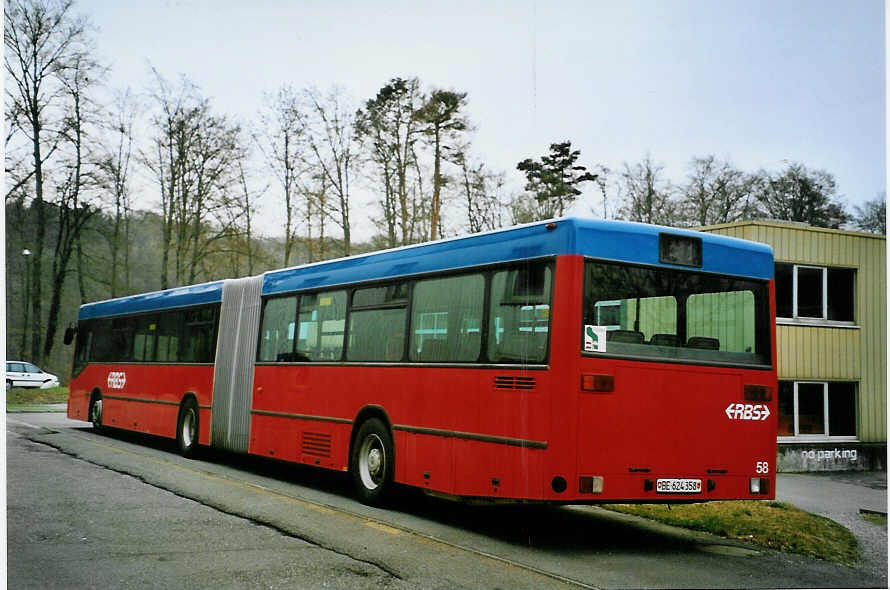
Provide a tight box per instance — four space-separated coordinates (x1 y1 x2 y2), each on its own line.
686 336 720 350
649 333 680 347
606 330 645 344
494 331 547 362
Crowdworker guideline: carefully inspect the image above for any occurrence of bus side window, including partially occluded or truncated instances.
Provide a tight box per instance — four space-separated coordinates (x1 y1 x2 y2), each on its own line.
258 296 297 362
157 311 181 362
182 306 218 363
133 315 158 362
73 320 93 375
487 263 552 363
410 273 484 362
348 283 408 362
110 318 134 363
297 290 346 361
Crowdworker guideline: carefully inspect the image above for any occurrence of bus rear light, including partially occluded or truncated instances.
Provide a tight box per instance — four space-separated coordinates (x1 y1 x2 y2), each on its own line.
579 476 604 494
581 374 614 392
744 385 772 402
749 477 770 495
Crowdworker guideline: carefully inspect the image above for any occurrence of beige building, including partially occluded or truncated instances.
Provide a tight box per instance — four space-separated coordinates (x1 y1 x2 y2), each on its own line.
702 220 886 472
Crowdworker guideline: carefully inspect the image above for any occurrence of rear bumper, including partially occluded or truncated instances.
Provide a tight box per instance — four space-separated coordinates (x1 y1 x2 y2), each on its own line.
554 473 776 502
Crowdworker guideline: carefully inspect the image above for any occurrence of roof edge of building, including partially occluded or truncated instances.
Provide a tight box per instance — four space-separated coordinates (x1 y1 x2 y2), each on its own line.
698 219 886 240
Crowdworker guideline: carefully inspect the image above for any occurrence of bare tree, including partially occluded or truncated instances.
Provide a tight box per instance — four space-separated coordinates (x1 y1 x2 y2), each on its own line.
617 154 677 225
853 194 886 234
44 48 104 359
680 155 758 226
257 85 306 266
300 86 358 256
752 162 849 229
5 0 91 362
143 69 191 288
235 154 266 275
145 71 243 286
185 113 241 283
457 151 505 233
94 88 138 297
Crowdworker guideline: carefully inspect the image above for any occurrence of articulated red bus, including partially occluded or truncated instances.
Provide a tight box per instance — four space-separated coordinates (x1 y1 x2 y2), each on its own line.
67 217 777 505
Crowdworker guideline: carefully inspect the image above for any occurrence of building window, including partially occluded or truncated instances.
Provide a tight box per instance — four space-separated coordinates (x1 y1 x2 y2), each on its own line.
777 380 857 440
774 263 855 322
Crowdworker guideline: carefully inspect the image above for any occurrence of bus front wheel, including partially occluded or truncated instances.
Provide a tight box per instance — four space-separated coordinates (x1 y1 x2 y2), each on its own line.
350 418 394 506
177 398 199 458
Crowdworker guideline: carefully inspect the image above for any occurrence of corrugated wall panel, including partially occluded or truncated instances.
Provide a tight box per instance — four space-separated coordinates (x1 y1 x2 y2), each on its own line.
703 221 886 443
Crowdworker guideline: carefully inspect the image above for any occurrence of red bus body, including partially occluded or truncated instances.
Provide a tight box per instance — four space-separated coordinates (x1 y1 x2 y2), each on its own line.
68 219 777 503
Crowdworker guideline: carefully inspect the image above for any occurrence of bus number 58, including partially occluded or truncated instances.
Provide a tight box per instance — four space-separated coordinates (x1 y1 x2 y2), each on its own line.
755 461 769 474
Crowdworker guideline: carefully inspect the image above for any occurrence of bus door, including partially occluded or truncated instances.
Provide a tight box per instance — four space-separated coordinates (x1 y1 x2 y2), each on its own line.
211 275 263 453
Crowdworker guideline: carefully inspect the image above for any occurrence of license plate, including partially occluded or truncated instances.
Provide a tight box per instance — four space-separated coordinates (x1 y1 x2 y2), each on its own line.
656 478 702 494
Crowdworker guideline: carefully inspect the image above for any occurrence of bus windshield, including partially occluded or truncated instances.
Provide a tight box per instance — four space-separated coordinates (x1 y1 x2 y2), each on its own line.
582 260 771 367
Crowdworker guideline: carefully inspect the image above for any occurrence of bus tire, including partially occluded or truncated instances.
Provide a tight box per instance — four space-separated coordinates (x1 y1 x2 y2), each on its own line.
177 398 200 458
89 394 103 432
350 418 394 506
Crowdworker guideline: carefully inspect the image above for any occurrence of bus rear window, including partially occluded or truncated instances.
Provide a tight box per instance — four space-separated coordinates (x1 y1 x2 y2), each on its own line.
582 261 770 367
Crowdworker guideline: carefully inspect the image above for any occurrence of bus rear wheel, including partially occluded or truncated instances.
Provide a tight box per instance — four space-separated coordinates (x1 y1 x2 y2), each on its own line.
89 395 103 432
350 418 394 506
177 398 199 458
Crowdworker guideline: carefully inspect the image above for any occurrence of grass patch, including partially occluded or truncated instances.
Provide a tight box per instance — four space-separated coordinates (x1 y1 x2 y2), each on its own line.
604 501 860 566
6 386 69 407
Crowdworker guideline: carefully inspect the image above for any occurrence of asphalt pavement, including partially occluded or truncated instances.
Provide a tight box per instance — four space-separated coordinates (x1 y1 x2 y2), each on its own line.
8 409 888 587
776 471 887 584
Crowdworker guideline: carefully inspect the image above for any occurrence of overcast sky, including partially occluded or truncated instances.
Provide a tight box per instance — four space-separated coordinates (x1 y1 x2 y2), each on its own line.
80 0 885 238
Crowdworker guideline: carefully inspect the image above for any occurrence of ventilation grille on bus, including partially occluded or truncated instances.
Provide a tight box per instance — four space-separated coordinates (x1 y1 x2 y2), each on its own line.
495 376 536 390
301 432 332 458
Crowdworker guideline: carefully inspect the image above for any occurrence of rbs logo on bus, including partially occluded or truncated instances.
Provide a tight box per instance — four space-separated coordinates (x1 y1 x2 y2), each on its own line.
725 403 770 421
107 371 126 390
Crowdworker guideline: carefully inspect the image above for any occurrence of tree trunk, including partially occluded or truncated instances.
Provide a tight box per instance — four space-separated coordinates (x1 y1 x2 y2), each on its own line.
430 127 442 240
29 112 45 363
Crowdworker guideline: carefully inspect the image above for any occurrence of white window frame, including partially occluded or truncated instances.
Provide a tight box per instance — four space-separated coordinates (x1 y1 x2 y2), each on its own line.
777 264 858 328
778 380 858 443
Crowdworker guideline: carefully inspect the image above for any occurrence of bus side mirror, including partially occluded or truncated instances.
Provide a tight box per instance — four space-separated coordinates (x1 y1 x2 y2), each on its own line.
63 325 77 345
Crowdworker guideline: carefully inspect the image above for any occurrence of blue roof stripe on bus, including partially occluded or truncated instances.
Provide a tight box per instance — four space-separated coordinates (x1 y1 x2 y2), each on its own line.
78 280 224 320
262 218 773 296
571 219 774 279
262 221 573 296
76 218 773 318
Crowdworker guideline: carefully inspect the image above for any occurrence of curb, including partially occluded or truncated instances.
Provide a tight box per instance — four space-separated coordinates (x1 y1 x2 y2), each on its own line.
859 508 888 517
